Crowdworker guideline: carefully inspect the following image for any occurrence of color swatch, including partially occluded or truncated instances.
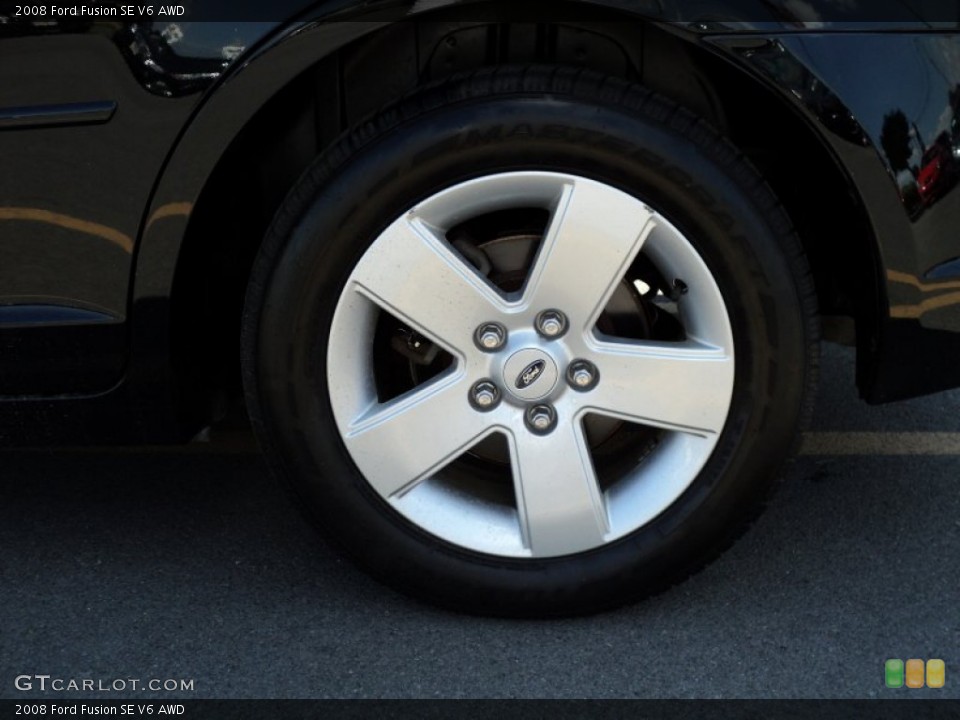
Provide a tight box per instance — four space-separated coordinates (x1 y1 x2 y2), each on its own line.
886 658 945 689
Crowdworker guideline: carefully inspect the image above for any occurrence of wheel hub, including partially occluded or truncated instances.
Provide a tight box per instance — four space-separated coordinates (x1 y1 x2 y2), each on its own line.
501 347 559 402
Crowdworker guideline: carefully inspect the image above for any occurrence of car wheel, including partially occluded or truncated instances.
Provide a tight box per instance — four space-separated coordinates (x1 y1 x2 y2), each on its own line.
242 66 818 616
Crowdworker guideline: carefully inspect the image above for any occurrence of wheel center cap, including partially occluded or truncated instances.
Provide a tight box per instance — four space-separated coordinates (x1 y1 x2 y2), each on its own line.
502 348 559 401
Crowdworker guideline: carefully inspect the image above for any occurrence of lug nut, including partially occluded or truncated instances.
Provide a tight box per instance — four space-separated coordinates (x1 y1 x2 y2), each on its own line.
525 404 557 435
474 322 507 352
470 380 501 411
535 309 568 339
567 359 599 392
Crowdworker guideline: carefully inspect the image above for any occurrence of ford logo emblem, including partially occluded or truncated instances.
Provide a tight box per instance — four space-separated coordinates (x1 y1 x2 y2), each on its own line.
516 360 546 389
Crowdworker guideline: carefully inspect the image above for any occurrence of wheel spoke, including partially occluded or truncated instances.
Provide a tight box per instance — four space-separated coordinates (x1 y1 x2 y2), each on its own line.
509 421 608 555
523 179 654 331
342 376 493 498
585 341 734 435
349 215 505 354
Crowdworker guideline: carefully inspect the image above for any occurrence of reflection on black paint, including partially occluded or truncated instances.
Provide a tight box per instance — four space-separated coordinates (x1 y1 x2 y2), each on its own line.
881 109 922 216
732 37 871 146
0 18 271 98
917 128 960 208
116 23 230 97
882 84 960 216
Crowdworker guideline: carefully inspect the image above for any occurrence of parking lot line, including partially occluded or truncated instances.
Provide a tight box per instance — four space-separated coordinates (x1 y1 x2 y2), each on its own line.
10 431 960 458
801 432 960 455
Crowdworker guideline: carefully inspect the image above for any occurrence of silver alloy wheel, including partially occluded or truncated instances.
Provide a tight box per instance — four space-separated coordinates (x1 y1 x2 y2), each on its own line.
327 172 735 558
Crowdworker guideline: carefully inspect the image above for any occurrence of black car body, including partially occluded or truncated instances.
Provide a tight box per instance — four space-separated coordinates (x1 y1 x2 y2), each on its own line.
2 0 959 614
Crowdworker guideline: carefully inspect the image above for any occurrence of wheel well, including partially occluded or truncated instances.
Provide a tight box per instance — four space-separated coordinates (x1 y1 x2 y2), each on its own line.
171 11 880 425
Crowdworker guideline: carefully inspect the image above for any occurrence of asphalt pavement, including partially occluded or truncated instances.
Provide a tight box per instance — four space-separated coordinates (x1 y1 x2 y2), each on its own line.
1 344 958 699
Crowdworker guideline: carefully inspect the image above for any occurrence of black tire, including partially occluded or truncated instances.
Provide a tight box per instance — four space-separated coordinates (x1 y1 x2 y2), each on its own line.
242 66 818 617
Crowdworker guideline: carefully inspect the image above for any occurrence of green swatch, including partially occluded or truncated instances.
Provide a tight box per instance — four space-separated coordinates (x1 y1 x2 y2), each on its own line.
886 659 904 688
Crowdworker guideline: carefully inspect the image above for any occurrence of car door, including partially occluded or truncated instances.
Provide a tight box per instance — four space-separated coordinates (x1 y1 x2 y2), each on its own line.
0 20 217 394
